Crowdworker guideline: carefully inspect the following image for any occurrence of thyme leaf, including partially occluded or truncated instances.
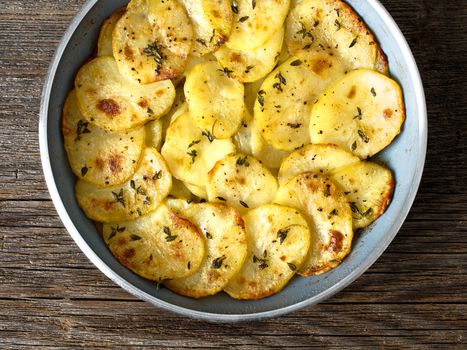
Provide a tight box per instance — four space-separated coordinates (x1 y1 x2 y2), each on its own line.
212 255 226 269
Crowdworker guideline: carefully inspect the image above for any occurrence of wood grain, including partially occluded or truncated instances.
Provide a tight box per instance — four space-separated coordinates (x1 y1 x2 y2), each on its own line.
0 0 466 348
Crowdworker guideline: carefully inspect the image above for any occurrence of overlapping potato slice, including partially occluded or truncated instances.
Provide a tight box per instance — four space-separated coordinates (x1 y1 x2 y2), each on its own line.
275 173 353 275
278 144 393 229
278 144 360 185
161 110 235 187
179 0 233 57
184 61 244 138
145 119 163 150
332 162 394 229
251 123 291 170
184 182 208 200
165 202 247 297
168 179 194 201
224 204 310 299
75 56 176 132
112 0 193 84
232 109 254 156
214 26 284 83
254 56 337 151
76 148 172 223
310 69 405 159
103 204 205 282
226 0 290 50
62 91 145 187
285 0 387 73
207 153 278 211
97 8 125 57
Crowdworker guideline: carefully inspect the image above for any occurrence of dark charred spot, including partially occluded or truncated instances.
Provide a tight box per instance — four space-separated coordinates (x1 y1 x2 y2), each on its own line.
97 99 121 117
108 154 123 174
347 86 357 99
138 99 148 108
327 230 344 253
95 157 105 170
123 248 136 259
383 108 393 119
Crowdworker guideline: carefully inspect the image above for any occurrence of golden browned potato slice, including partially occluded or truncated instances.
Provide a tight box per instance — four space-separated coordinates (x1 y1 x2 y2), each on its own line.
275 173 353 276
97 8 125 57
161 110 235 188
184 61 244 138
62 91 145 187
112 0 193 84
76 148 172 223
214 26 284 83
332 162 394 229
75 56 175 132
254 56 340 151
285 0 388 73
310 69 405 159
179 0 233 57
102 204 205 282
207 153 278 211
226 0 290 50
278 144 360 185
224 204 310 299
165 202 247 297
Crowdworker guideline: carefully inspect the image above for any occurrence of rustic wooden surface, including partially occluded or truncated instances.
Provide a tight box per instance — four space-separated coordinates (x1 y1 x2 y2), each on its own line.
0 0 466 348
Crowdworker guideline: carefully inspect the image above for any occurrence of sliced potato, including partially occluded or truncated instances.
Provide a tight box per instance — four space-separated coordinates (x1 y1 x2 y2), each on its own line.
207 153 278 211
226 0 290 50
254 56 335 151
278 144 360 185
166 203 247 298
224 204 310 299
232 109 254 156
62 91 145 187
161 110 235 187
251 123 291 170
76 147 172 223
332 162 394 229
103 204 205 282
112 0 193 84
179 0 233 57
75 56 176 132
97 8 125 57
168 179 194 201
244 78 265 114
145 119 163 150
164 197 194 214
184 182 208 200
285 0 387 73
309 69 405 159
275 173 353 276
184 61 244 138
214 26 284 83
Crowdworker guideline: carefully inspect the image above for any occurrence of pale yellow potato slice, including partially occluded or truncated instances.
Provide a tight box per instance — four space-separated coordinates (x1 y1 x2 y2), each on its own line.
244 78 265 114
145 119 163 151
97 8 125 57
165 203 247 298
103 204 205 282
168 179 194 201
278 144 360 185
275 173 353 276
161 110 235 187
62 91 145 187
251 123 291 170
254 56 339 151
332 162 394 229
310 69 405 159
179 0 233 57
75 56 176 132
185 182 208 200
184 61 244 138
226 0 290 50
285 0 387 73
207 153 278 211
76 148 172 223
232 109 254 156
214 26 284 83
224 204 310 299
112 0 193 84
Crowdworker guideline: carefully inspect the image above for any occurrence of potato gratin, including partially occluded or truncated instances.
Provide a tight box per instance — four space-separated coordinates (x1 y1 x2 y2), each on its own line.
63 0 404 299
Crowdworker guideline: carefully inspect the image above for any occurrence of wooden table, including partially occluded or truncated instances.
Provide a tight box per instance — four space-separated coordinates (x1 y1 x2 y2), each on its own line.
1 0 466 348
